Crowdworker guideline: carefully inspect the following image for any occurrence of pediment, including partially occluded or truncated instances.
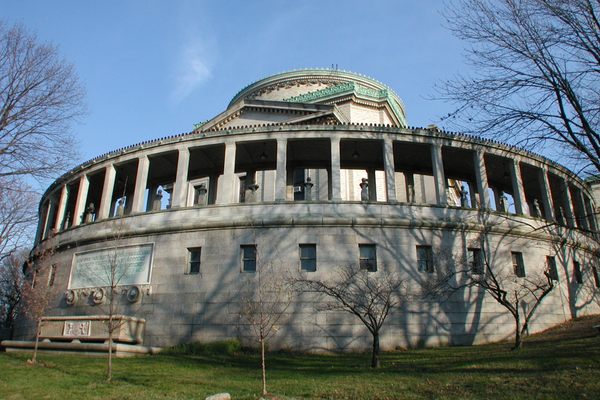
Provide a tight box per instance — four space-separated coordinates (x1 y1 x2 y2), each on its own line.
199 99 348 131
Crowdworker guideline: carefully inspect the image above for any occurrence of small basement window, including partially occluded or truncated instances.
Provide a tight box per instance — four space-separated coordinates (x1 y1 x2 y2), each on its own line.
468 248 483 275
359 244 377 272
187 248 201 274
241 245 257 272
573 261 583 284
512 252 526 277
546 256 559 281
47 264 57 286
416 245 434 273
299 244 317 272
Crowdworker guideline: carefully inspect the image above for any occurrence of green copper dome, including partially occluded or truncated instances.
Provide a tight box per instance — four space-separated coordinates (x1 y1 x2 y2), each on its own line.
227 69 407 127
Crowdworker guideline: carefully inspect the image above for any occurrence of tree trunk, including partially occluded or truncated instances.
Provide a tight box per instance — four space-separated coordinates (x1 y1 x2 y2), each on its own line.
371 331 381 368
513 315 522 351
107 315 113 383
9 321 15 340
260 337 267 396
30 318 41 364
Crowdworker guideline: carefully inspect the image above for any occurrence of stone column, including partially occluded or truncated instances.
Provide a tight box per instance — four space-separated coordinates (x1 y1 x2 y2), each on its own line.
330 137 341 201
245 170 258 203
131 155 150 213
583 195 597 232
383 138 396 203
216 141 237 204
493 188 503 212
562 179 576 228
431 144 447 206
73 175 90 226
41 199 53 239
405 173 415 203
172 148 190 208
509 159 528 215
98 164 116 220
367 169 377 201
473 150 490 209
539 169 555 221
35 201 50 243
53 184 68 231
208 174 218 204
572 188 589 230
275 138 287 202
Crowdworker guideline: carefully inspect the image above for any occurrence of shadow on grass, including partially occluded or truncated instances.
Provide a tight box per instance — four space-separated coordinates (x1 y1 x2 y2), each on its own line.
151 333 600 381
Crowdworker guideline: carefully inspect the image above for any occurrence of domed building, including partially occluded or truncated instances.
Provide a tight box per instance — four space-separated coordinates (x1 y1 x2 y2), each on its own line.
8 69 600 353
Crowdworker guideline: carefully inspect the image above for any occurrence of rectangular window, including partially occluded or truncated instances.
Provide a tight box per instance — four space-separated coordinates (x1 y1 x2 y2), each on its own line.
592 265 600 288
512 252 526 277
468 248 484 275
546 256 559 281
47 264 57 286
241 244 257 272
187 248 201 274
416 245 434 273
573 261 583 284
299 244 317 272
359 244 377 272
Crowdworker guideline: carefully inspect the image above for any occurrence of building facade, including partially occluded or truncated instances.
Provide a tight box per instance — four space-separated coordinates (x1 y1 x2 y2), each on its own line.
19 69 600 350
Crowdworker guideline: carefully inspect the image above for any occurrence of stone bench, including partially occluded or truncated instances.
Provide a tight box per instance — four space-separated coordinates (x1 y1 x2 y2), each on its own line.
39 315 145 344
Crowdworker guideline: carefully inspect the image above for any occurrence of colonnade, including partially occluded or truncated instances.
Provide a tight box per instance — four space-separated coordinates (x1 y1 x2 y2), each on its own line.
36 130 598 243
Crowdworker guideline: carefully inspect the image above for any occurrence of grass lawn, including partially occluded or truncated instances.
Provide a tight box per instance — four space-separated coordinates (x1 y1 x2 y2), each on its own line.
1 317 599 399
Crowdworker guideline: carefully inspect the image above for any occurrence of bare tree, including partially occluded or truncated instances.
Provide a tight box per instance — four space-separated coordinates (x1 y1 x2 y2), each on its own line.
239 262 292 396
95 218 137 383
439 0 600 175
104 223 124 383
21 244 55 364
293 265 405 368
0 249 28 338
0 21 83 346
427 233 555 350
0 22 84 183
0 177 37 263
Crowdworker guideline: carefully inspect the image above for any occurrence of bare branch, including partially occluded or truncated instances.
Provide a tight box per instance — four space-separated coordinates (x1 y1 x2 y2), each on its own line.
292 265 405 368
0 22 84 183
439 0 600 175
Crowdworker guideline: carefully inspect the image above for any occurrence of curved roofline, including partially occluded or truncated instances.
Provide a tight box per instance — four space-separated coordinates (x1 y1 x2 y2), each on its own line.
40 123 588 203
227 68 406 114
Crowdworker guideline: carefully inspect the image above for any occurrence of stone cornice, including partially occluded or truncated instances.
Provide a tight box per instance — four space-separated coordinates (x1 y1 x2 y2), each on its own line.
38 202 600 255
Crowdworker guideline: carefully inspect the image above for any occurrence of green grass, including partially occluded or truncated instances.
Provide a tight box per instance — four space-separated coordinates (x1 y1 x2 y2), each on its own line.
0 334 599 399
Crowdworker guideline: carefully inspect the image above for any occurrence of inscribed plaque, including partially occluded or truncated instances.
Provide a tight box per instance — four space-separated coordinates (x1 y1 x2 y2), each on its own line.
69 244 153 289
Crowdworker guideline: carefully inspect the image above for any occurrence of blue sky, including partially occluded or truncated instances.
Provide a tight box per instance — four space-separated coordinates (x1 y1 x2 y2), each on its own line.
3 1 466 167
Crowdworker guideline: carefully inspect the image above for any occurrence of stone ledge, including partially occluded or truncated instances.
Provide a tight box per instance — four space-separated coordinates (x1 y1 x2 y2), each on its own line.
0 340 161 357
